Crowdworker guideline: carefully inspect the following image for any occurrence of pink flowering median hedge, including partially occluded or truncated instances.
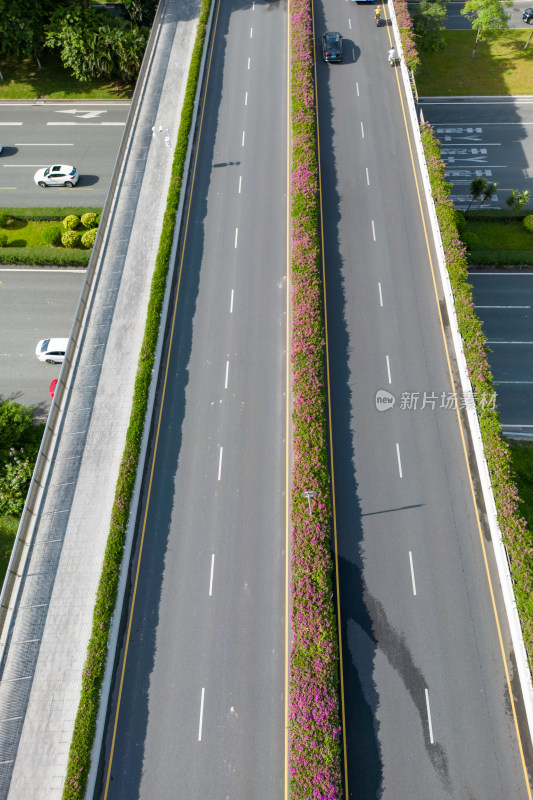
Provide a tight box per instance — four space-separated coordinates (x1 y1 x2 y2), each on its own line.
420 122 533 663
289 0 342 797
391 0 419 72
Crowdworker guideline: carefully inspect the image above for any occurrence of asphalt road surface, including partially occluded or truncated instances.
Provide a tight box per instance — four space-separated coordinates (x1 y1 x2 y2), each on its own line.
0 267 86 420
470 271 533 436
0 102 129 207
418 98 533 209
316 0 532 797
99 2 288 798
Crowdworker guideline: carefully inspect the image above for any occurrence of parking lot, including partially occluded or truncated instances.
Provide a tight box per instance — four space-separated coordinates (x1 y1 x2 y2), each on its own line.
469 271 533 436
418 98 533 209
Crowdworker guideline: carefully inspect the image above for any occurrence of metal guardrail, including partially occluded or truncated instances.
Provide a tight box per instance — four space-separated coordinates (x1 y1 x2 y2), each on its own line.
0 0 165 654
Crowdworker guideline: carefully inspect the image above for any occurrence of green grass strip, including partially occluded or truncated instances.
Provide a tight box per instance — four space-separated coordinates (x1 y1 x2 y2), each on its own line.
61 1 211 796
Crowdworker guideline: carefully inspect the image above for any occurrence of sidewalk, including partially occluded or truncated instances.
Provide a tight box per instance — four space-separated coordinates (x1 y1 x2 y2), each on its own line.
0 0 201 796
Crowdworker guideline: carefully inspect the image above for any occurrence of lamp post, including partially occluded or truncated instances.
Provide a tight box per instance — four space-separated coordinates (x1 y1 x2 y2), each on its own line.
301 490 317 516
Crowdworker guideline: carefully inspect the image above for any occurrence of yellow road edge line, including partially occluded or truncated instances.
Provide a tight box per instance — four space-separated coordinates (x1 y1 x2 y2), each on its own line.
285 0 291 796
102 2 222 794
387 12 533 795
310 2 350 797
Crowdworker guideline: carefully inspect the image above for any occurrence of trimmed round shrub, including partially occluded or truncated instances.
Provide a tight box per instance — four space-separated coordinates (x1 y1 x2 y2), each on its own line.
0 213 9 228
62 214 80 231
42 226 62 246
81 212 98 229
523 214 533 232
0 233 7 247
61 230 81 248
455 211 466 234
81 228 97 249
462 232 481 251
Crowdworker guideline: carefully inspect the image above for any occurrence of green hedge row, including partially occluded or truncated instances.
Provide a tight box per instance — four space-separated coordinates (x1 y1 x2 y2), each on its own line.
420 121 533 668
61 1 212 797
0 206 101 220
0 246 90 266
467 250 533 266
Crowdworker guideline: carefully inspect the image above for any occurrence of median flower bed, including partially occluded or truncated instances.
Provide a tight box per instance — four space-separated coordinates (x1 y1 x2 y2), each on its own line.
420 121 533 663
289 0 342 797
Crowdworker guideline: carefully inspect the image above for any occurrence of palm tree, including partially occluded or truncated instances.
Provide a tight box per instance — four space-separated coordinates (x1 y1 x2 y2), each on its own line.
465 176 486 217
477 181 498 210
506 189 531 223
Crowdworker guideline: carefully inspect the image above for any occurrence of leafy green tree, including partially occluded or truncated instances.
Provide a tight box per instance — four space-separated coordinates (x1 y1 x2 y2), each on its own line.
123 0 157 26
0 0 55 57
412 0 447 52
0 400 43 462
478 180 498 209
505 189 531 222
45 6 104 81
0 400 44 517
461 0 512 57
0 449 34 516
465 177 498 216
45 6 149 83
465 176 486 216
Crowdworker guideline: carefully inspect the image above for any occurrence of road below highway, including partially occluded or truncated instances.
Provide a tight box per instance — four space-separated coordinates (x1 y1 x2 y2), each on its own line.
0 102 128 207
315 0 533 797
0 267 86 418
99 1 288 798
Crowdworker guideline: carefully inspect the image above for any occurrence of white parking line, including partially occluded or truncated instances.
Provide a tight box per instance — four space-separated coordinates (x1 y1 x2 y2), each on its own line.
372 220 376 241
378 282 383 307
475 305 530 309
234 227 238 249
366 167 370 185
242 130 245 147
225 360 229 389
230 289 234 313
238 175 242 193
361 121 364 138
386 354 391 384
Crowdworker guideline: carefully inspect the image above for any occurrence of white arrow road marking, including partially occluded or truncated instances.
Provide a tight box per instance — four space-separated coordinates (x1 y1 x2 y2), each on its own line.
55 109 107 118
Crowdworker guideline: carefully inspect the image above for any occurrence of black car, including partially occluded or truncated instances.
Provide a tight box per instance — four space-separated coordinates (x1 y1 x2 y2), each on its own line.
522 7 533 22
322 31 343 62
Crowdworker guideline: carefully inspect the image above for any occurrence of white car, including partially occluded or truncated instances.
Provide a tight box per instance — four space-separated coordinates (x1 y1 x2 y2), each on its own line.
34 165 79 188
35 338 69 364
